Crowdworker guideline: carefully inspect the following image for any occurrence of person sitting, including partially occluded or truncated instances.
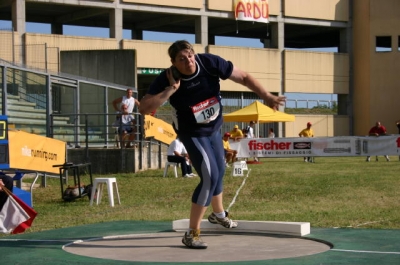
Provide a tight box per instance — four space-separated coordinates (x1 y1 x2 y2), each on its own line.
222 132 237 167
229 125 244 141
167 138 197 178
114 103 136 148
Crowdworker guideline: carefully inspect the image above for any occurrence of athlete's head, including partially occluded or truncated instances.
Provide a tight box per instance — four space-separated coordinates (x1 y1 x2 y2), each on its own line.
168 40 196 76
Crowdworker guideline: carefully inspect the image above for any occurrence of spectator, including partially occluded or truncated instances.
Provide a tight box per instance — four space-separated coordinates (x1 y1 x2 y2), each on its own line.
222 133 237 167
229 125 244 141
268 128 275 138
298 122 314 162
139 40 285 249
0 175 13 212
246 121 255 139
112 88 140 114
366 121 390 162
245 121 258 162
167 138 197 178
114 104 135 148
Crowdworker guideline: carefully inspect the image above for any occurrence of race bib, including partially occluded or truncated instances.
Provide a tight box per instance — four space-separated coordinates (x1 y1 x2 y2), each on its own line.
191 97 220 124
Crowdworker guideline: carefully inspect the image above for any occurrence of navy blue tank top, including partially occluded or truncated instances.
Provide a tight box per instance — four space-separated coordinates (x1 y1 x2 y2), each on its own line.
148 53 233 136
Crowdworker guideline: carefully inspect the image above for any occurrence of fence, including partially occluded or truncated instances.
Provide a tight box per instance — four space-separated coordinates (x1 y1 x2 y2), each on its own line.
50 112 144 148
50 112 168 173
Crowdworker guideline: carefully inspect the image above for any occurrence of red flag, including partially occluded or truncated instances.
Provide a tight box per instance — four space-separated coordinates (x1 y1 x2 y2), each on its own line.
10 193 37 234
0 187 37 234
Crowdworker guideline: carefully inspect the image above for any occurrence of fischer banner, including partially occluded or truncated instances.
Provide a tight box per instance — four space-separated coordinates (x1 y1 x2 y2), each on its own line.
233 0 269 24
230 135 400 158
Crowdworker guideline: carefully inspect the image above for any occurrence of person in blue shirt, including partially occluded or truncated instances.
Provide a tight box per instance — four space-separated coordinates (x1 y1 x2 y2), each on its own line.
139 40 286 249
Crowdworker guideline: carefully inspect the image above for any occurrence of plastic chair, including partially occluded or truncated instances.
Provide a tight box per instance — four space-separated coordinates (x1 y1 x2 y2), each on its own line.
163 161 178 178
90 177 121 207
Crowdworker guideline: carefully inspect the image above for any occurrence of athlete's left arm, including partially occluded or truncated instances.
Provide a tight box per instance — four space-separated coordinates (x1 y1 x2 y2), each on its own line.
228 66 286 110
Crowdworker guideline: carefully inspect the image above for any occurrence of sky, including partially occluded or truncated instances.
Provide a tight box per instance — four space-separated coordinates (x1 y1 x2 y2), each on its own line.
0 20 338 106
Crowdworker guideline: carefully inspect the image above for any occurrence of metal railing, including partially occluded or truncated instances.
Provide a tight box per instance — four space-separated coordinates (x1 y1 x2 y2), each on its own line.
50 112 144 148
50 112 168 171
5 67 47 109
285 99 337 109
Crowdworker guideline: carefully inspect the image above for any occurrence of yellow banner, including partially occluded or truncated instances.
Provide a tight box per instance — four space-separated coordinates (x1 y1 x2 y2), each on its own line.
234 0 269 23
9 131 66 174
143 115 177 145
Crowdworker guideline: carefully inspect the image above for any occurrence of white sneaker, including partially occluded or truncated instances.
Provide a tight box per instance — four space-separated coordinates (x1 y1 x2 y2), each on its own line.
208 212 238 228
183 174 193 178
225 163 230 168
189 173 197 177
385 156 390 162
366 157 370 162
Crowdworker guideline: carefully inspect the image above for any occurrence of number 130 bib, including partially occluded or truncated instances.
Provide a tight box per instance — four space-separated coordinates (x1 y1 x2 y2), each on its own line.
191 97 220 124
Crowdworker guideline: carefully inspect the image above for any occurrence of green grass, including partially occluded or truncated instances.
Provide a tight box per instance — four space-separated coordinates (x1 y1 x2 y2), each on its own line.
7 156 400 235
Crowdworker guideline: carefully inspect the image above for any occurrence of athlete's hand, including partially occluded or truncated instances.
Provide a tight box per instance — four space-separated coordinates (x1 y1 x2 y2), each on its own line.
265 94 286 111
166 67 181 91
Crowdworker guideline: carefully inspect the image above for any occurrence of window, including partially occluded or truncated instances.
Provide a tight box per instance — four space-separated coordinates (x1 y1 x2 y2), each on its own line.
376 36 392 52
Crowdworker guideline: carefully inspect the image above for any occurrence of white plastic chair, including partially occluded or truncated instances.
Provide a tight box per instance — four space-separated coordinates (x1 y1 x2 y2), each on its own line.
90 177 121 207
163 161 178 178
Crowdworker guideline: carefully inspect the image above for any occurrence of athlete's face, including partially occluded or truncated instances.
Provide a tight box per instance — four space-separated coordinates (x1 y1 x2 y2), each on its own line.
172 49 196 76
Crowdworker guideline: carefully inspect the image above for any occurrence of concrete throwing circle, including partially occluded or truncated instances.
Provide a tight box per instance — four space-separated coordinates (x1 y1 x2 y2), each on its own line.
63 231 331 263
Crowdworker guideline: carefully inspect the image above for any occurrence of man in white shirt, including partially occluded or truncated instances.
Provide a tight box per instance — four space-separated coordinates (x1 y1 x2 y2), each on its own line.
167 138 197 178
246 121 255 138
113 88 140 114
246 121 258 161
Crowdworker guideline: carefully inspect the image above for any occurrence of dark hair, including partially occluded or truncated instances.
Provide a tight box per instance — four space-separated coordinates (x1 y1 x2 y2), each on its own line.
168 40 194 61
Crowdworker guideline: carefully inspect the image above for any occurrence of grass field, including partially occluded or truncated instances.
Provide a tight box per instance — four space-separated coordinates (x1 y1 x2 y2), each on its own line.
6 156 400 234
